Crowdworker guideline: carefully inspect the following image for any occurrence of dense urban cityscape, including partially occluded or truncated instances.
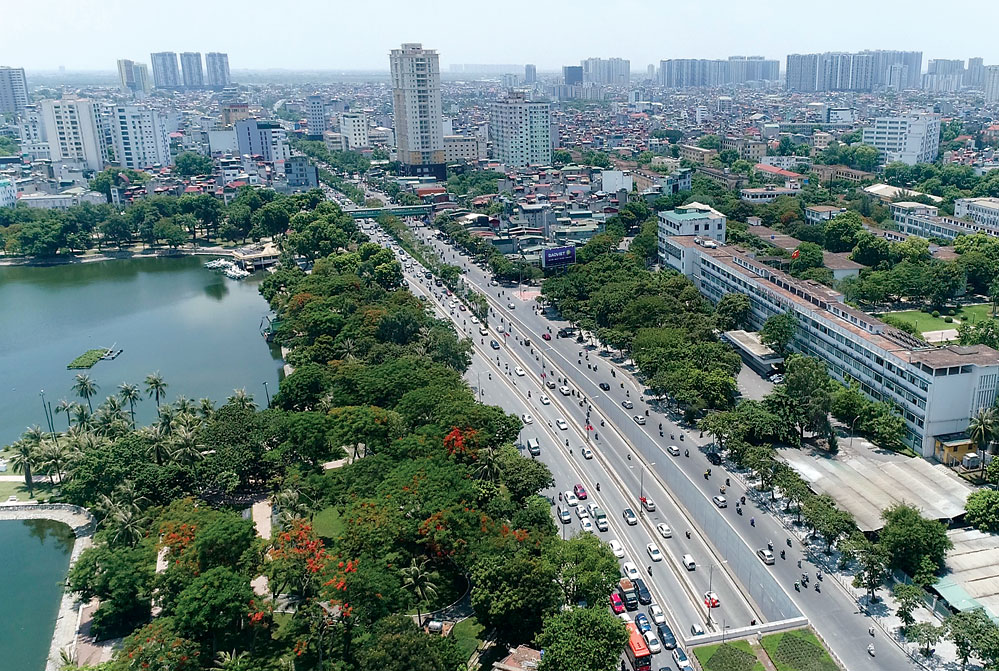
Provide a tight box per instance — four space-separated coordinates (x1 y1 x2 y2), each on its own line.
4 7 999 671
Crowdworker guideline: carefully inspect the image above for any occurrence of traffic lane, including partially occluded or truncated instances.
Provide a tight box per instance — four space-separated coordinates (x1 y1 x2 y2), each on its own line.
493 330 758 629
462 344 707 638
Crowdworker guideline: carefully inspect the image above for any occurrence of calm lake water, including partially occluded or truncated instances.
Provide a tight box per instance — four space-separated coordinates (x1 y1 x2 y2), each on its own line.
0 256 283 446
0 519 75 671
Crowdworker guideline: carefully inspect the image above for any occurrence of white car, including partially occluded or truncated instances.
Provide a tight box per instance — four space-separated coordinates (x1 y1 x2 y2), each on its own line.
556 419 568 430
581 446 593 459
471 316 479 324
515 366 526 377
666 445 680 456
712 496 727 508
633 415 647 425
643 631 662 654
575 506 590 520
647 544 663 562
539 394 551 405
559 385 571 396
521 413 534 425
564 492 579 507
497 324 505 333
618 612 632 623
479 327 489 336
622 562 640 580
621 399 634 409
609 539 625 558
656 523 673 539
649 604 667 626
580 518 595 533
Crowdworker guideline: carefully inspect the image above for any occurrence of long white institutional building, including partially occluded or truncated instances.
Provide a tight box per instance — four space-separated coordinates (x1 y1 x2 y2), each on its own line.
659 225 999 460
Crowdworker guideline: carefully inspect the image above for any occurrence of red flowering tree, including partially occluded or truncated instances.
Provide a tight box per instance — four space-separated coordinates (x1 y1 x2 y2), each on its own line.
113 618 200 670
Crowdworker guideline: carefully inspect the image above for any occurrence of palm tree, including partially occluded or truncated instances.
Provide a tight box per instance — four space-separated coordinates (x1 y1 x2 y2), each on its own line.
38 437 75 485
336 337 358 361
170 426 205 465
54 399 77 430
473 447 502 483
198 398 216 420
118 383 141 427
274 488 315 527
70 404 92 430
21 424 47 448
227 388 257 411
108 505 147 548
71 373 99 413
211 650 252 671
144 371 168 408
155 405 177 438
9 440 37 498
400 558 438 627
174 395 197 415
969 407 997 458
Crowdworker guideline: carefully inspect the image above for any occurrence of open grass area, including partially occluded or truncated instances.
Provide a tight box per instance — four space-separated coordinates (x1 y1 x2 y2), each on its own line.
312 506 344 540
694 640 765 671
452 616 484 661
67 348 108 369
760 629 839 671
881 303 996 335
0 479 55 502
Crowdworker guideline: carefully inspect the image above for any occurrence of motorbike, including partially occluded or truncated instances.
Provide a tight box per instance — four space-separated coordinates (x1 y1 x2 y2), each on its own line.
794 582 800 592
679 434 684 441
767 541 773 551
684 449 689 457
815 582 821 593
780 549 786 560
787 538 792 547
596 483 600 492
736 506 743 516
868 644 875 657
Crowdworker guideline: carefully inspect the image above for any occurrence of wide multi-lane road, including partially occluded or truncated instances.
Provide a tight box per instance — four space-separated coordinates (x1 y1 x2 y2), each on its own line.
376 210 928 671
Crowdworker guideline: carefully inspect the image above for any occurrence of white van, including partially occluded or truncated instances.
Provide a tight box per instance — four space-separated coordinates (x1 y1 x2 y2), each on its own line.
682 554 696 571
526 438 541 456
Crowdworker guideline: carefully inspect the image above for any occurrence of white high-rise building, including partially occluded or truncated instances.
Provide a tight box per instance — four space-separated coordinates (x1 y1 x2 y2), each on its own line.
489 91 551 168
0 178 16 208
340 112 369 149
205 53 230 88
180 52 204 89
862 113 941 166
18 105 50 160
117 59 152 95
235 119 290 164
150 52 180 89
306 95 327 137
390 43 445 179
986 66 999 103
40 98 110 171
0 66 28 116
110 105 172 169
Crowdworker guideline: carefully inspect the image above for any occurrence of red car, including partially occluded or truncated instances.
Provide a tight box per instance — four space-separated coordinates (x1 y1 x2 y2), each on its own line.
610 592 625 614
542 333 552 341
703 591 720 608
573 484 588 500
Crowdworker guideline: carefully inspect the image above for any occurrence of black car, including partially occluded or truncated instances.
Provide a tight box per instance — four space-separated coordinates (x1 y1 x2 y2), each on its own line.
657 624 677 649
599 382 611 391
490 340 501 350
633 578 652 605
557 328 573 338
707 452 723 466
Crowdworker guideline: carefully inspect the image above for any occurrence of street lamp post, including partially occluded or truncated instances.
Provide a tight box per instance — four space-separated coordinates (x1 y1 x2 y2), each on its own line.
39 390 53 434
849 414 861 450
263 381 271 407
707 560 729 627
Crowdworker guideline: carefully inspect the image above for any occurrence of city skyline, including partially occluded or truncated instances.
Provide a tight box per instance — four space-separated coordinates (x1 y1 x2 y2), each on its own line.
5 0 999 71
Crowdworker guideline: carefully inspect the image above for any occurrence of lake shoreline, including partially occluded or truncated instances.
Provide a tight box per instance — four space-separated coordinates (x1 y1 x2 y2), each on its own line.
0 504 95 671
0 246 233 267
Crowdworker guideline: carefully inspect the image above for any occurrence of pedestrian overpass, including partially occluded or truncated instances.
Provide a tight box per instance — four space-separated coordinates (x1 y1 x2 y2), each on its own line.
345 205 433 220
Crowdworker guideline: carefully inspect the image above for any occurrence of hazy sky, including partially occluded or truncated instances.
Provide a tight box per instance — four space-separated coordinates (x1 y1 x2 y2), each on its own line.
7 0 998 71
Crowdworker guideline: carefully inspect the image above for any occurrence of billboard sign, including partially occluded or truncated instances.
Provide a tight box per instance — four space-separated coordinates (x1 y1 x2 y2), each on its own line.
541 245 576 269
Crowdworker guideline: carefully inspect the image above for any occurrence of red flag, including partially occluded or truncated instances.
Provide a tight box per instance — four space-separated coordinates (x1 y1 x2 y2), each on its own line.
791 249 800 259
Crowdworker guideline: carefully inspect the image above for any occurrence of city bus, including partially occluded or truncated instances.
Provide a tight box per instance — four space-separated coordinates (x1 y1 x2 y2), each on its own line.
624 622 652 671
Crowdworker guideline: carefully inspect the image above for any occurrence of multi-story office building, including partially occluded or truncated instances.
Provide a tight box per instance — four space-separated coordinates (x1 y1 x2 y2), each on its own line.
524 64 537 84
116 59 151 94
180 52 204 89
390 43 445 180
221 102 249 127
889 201 999 241
110 105 171 170
562 65 583 85
489 91 551 168
658 57 779 88
581 57 630 85
339 112 369 149
150 52 181 89
658 232 999 458
305 95 327 138
443 135 483 163
787 50 921 91
235 118 290 164
18 104 49 160
285 155 318 189
205 52 230 88
954 198 999 230
657 202 726 242
986 66 999 103
862 113 941 165
0 66 28 116
40 98 110 171
966 57 985 88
